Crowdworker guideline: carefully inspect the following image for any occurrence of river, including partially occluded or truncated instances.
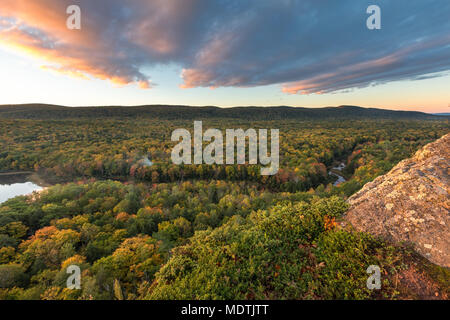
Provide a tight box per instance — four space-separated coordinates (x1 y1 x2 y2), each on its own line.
329 162 347 186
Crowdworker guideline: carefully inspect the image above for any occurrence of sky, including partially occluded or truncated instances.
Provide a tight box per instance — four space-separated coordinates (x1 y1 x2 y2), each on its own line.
0 0 449 113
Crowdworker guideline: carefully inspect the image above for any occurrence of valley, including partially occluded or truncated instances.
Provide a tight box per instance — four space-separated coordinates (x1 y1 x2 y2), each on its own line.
0 105 448 300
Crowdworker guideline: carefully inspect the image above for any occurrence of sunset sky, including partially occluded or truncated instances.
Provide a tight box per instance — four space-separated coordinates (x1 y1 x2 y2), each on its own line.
0 0 449 113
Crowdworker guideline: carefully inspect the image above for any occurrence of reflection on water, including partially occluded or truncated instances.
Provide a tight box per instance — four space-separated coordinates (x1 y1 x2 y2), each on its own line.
0 174 44 204
329 162 347 186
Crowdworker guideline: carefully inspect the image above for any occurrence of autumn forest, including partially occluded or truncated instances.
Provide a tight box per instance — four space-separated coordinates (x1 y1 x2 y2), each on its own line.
0 107 448 299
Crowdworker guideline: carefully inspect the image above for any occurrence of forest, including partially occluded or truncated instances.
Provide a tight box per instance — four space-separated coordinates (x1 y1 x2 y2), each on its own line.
0 111 448 300
0 104 440 120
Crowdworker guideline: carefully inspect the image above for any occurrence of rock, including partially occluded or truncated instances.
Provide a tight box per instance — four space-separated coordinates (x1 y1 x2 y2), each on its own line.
343 133 450 267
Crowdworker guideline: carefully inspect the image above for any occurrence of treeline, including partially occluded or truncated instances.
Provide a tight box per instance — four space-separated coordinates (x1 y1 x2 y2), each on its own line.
0 104 443 120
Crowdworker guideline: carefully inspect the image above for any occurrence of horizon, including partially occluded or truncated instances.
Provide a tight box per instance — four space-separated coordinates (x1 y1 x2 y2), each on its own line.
0 103 447 115
1 1 450 112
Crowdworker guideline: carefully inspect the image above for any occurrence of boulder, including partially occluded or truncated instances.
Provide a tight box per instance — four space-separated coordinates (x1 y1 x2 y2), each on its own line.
343 133 449 267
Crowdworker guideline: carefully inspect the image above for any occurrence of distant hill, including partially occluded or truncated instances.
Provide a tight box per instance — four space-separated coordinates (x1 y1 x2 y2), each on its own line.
0 104 444 120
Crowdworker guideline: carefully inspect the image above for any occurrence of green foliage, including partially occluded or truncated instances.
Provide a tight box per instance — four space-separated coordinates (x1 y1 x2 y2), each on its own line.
0 264 28 288
314 231 386 299
147 197 358 300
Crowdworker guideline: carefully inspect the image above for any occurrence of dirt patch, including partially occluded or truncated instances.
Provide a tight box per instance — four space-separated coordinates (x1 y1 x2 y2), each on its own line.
391 250 449 300
397 266 447 299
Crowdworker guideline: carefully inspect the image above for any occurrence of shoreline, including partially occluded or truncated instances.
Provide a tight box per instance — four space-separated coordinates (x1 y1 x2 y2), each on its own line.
0 171 34 176
0 171 53 187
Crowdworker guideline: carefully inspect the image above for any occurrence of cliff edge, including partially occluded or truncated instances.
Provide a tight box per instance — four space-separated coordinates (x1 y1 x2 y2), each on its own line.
344 133 449 267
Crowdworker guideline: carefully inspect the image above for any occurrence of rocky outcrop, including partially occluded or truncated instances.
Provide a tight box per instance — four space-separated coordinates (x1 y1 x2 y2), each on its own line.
343 133 450 267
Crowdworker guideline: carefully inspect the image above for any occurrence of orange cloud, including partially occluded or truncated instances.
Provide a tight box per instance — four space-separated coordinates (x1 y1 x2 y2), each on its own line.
40 65 89 80
179 68 215 89
0 0 152 89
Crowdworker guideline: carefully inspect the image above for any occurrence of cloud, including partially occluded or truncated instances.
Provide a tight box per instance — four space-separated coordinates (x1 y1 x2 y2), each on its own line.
0 0 449 93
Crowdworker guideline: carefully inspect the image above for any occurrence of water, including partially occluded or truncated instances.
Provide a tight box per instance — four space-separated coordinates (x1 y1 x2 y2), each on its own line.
329 163 347 186
0 174 44 204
